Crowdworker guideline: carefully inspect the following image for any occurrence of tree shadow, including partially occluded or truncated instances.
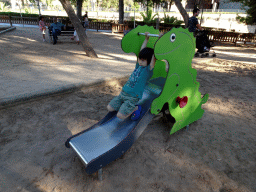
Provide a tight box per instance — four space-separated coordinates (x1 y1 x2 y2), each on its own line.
211 42 256 65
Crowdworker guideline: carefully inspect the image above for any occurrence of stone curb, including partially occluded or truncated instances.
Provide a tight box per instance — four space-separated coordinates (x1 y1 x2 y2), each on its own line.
0 76 129 109
0 26 16 35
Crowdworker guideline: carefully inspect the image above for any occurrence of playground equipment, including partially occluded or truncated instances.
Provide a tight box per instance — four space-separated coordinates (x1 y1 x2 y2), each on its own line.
65 25 209 177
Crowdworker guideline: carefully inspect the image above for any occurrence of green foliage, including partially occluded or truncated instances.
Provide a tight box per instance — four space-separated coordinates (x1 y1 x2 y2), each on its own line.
99 0 119 9
236 14 253 24
134 0 164 6
130 16 135 21
140 8 158 24
0 12 39 17
90 19 98 22
46 0 53 6
129 1 139 11
69 0 77 6
230 0 256 24
162 13 183 25
24 8 30 14
0 2 8 11
98 19 109 22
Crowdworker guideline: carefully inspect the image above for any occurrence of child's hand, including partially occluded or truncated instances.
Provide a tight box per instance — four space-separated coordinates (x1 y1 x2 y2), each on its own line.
159 32 164 38
144 32 150 39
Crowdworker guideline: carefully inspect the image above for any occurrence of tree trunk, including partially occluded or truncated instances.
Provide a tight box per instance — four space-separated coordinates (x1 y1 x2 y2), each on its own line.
59 0 98 58
119 0 124 24
169 1 173 12
174 0 189 28
76 0 83 21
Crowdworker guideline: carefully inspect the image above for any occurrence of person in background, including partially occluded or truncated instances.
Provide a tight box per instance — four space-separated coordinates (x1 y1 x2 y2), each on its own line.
49 18 66 45
188 7 203 35
83 13 89 35
188 8 210 52
39 16 47 42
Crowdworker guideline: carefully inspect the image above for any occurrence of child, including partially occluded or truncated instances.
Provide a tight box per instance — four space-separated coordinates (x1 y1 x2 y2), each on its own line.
107 32 156 120
39 16 47 42
71 30 80 44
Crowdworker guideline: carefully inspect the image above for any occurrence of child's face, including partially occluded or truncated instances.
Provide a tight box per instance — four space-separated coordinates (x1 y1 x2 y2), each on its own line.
138 58 147 67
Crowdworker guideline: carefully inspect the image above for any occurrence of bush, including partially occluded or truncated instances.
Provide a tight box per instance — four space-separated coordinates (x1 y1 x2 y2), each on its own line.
99 19 108 23
236 14 255 25
162 14 183 25
140 8 158 24
24 8 30 14
92 19 109 23
0 12 39 17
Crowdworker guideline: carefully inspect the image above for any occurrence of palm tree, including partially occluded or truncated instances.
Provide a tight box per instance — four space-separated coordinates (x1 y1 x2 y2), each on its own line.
140 8 158 24
162 14 183 25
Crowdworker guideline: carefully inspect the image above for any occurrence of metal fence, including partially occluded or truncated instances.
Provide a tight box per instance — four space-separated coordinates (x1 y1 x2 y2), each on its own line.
185 9 246 13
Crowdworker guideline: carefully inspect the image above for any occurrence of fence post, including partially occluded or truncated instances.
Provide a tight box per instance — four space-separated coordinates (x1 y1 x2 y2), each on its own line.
21 14 24 27
9 15 12 27
97 22 99 32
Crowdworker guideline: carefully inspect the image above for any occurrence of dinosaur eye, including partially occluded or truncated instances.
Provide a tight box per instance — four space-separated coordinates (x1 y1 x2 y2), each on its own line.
170 33 176 42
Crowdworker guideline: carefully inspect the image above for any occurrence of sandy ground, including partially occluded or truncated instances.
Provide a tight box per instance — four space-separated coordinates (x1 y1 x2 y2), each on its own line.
0 26 256 192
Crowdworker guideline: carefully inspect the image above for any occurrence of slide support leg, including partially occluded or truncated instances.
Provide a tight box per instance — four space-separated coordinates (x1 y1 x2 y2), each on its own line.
98 168 103 181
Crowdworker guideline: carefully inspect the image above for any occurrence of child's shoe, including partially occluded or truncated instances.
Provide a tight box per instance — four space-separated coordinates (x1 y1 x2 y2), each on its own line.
131 105 142 121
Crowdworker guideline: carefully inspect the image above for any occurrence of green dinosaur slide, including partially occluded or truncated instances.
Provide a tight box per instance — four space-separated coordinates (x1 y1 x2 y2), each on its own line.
122 25 209 135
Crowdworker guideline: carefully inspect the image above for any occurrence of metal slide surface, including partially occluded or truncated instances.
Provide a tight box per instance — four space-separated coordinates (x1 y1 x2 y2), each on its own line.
65 78 165 174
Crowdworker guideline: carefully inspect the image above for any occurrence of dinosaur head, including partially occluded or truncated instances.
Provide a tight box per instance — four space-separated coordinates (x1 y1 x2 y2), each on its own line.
154 28 195 61
121 25 159 57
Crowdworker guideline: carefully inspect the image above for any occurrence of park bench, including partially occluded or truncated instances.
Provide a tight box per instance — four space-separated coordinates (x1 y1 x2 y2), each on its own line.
48 26 74 43
207 30 256 46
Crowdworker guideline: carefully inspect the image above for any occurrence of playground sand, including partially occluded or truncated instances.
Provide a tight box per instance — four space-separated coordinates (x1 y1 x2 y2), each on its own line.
0 27 256 192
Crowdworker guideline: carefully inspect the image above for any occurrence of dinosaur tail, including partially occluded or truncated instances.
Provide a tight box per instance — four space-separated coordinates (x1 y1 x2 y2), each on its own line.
201 94 209 104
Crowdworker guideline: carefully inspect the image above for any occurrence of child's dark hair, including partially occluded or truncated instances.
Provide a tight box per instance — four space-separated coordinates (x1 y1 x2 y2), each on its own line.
39 16 43 20
139 47 154 65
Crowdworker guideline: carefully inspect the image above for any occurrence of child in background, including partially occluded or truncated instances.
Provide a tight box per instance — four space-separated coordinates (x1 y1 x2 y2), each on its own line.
39 16 47 42
71 29 80 44
107 32 156 120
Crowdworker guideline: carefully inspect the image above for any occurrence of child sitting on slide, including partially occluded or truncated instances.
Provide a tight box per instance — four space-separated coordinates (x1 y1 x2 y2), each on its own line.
107 32 156 120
